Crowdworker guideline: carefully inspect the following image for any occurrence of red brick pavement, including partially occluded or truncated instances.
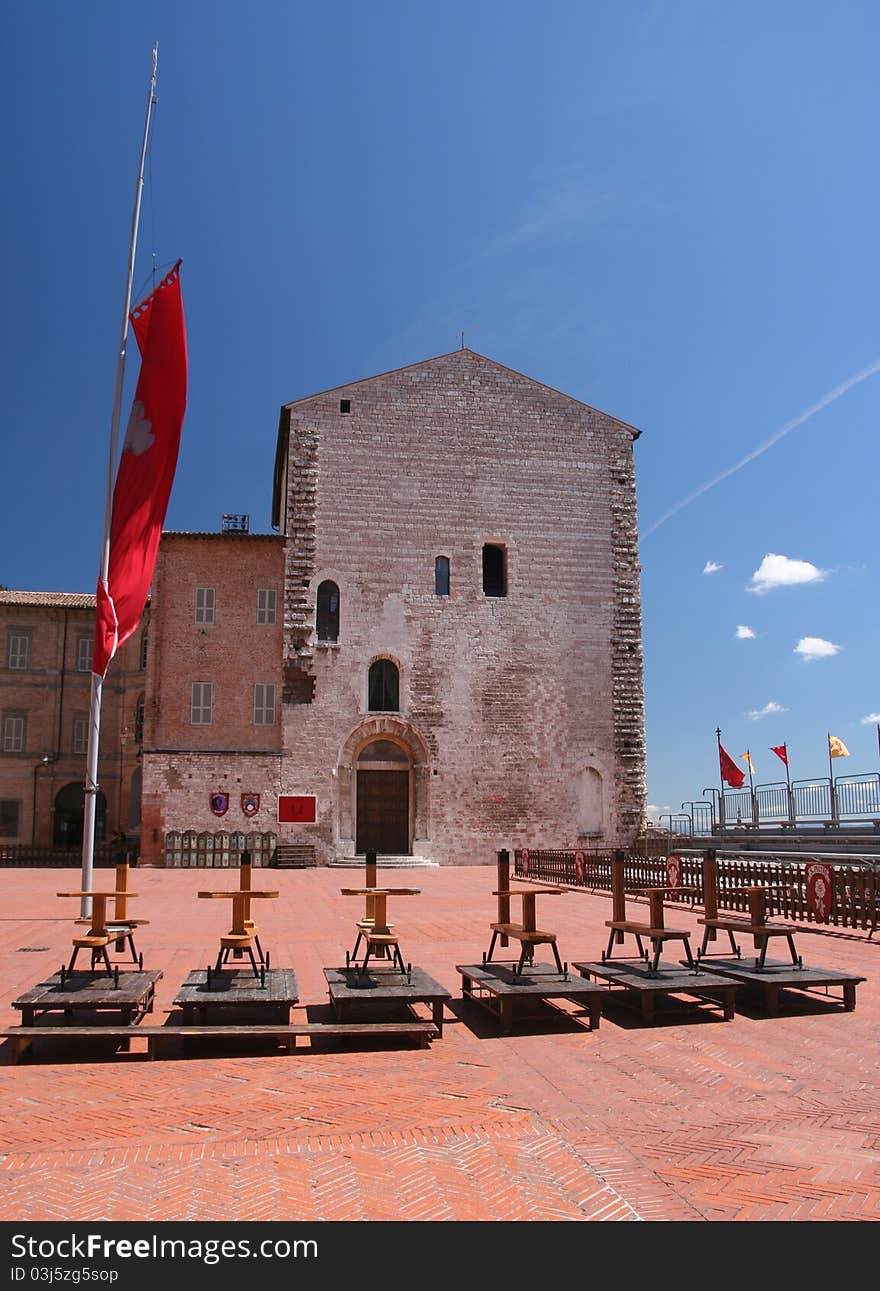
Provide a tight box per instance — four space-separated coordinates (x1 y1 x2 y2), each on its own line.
0 865 877 1222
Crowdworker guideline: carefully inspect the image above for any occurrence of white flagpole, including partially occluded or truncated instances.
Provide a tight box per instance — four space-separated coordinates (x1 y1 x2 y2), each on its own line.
79 44 158 918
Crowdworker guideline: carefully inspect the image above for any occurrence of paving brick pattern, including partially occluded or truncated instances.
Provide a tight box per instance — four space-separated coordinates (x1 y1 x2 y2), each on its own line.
1 866 877 1221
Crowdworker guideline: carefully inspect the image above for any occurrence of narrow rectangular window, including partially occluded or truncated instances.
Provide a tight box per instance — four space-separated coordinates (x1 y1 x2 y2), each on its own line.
482 544 507 597
0 799 21 837
6 631 30 670
253 683 276 725
72 714 89 754
76 636 93 672
190 682 213 725
434 555 450 596
256 588 277 625
2 714 25 752
194 588 216 625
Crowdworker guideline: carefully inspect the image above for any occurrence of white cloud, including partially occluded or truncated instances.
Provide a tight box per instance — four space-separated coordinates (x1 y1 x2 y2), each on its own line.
747 701 788 720
703 561 722 574
860 713 880 725
736 625 756 639
748 553 827 594
794 636 841 661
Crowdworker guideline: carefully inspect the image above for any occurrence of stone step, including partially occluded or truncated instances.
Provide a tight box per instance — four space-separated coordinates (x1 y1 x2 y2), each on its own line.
328 855 438 868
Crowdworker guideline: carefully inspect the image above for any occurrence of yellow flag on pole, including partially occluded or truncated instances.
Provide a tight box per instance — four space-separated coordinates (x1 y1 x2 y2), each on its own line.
828 735 850 758
741 751 754 775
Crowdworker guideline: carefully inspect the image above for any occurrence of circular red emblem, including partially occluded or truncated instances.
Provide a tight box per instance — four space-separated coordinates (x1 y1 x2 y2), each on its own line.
666 855 681 889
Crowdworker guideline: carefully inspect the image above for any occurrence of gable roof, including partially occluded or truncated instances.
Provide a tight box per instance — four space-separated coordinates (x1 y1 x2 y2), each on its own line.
281 347 641 437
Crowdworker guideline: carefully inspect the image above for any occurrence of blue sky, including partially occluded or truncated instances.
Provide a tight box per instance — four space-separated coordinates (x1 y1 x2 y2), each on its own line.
2 2 878 818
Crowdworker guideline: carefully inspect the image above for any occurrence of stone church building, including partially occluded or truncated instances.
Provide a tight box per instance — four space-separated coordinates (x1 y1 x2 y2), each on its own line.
139 348 645 865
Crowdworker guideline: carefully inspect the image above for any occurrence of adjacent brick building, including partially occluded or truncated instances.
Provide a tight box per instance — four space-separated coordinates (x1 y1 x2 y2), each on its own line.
140 348 646 865
0 591 146 847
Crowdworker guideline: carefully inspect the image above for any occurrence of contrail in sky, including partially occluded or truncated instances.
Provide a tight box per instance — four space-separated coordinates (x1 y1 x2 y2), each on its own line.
640 356 880 539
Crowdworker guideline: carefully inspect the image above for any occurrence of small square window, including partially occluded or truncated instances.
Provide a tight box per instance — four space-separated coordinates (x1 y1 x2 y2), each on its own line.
340 399 351 413
195 588 215 625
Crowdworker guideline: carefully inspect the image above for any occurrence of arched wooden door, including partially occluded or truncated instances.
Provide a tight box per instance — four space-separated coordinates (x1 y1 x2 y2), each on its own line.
355 739 410 854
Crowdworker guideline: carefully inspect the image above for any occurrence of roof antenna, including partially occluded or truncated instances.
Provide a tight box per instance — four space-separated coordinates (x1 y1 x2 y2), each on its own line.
459 331 465 350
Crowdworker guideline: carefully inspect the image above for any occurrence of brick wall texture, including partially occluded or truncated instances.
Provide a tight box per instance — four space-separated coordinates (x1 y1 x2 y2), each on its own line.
141 349 646 864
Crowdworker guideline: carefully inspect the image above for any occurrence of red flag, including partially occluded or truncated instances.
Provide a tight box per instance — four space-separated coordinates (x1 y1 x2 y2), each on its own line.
771 743 788 767
92 262 187 677
719 742 745 787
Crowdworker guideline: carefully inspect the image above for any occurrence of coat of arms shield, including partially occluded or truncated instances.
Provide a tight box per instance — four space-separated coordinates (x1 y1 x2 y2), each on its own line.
209 791 229 817
241 792 261 817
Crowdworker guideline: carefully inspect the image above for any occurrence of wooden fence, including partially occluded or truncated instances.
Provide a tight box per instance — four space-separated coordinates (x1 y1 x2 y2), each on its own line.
0 843 128 868
513 847 879 934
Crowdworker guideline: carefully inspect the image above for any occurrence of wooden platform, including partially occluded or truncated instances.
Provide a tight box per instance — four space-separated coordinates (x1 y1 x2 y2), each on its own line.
11 970 162 1026
572 960 736 1024
0 1019 438 1064
456 961 605 1034
692 957 865 1015
173 967 299 1023
323 965 451 1036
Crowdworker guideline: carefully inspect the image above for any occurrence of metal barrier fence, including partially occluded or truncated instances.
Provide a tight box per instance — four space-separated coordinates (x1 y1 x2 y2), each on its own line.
513 846 879 933
676 772 880 833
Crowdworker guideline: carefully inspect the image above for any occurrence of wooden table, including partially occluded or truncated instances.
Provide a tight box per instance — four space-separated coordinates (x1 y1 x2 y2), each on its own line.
487 887 566 973
57 890 140 973
198 885 279 976
340 887 420 972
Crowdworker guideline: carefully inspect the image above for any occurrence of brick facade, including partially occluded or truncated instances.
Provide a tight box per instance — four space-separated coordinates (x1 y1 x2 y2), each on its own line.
139 349 646 865
0 592 146 846
140 533 285 857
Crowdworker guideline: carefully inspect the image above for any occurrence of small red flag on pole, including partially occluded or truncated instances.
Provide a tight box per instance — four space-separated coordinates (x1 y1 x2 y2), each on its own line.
771 743 788 767
92 261 187 677
718 738 745 788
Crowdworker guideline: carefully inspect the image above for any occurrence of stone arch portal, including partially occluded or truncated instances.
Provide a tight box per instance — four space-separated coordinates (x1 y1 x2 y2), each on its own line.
337 717 430 856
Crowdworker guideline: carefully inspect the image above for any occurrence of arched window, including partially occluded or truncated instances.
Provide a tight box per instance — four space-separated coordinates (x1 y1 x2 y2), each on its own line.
316 580 340 642
434 555 450 596
482 544 507 597
368 659 399 712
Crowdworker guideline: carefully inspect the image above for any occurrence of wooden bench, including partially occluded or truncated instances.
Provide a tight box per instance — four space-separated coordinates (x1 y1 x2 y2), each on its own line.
604 887 696 973
0 1019 438 1064
697 884 802 969
486 883 566 974
487 922 563 973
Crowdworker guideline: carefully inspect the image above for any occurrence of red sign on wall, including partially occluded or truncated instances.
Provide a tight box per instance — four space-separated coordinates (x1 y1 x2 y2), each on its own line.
277 795 317 824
